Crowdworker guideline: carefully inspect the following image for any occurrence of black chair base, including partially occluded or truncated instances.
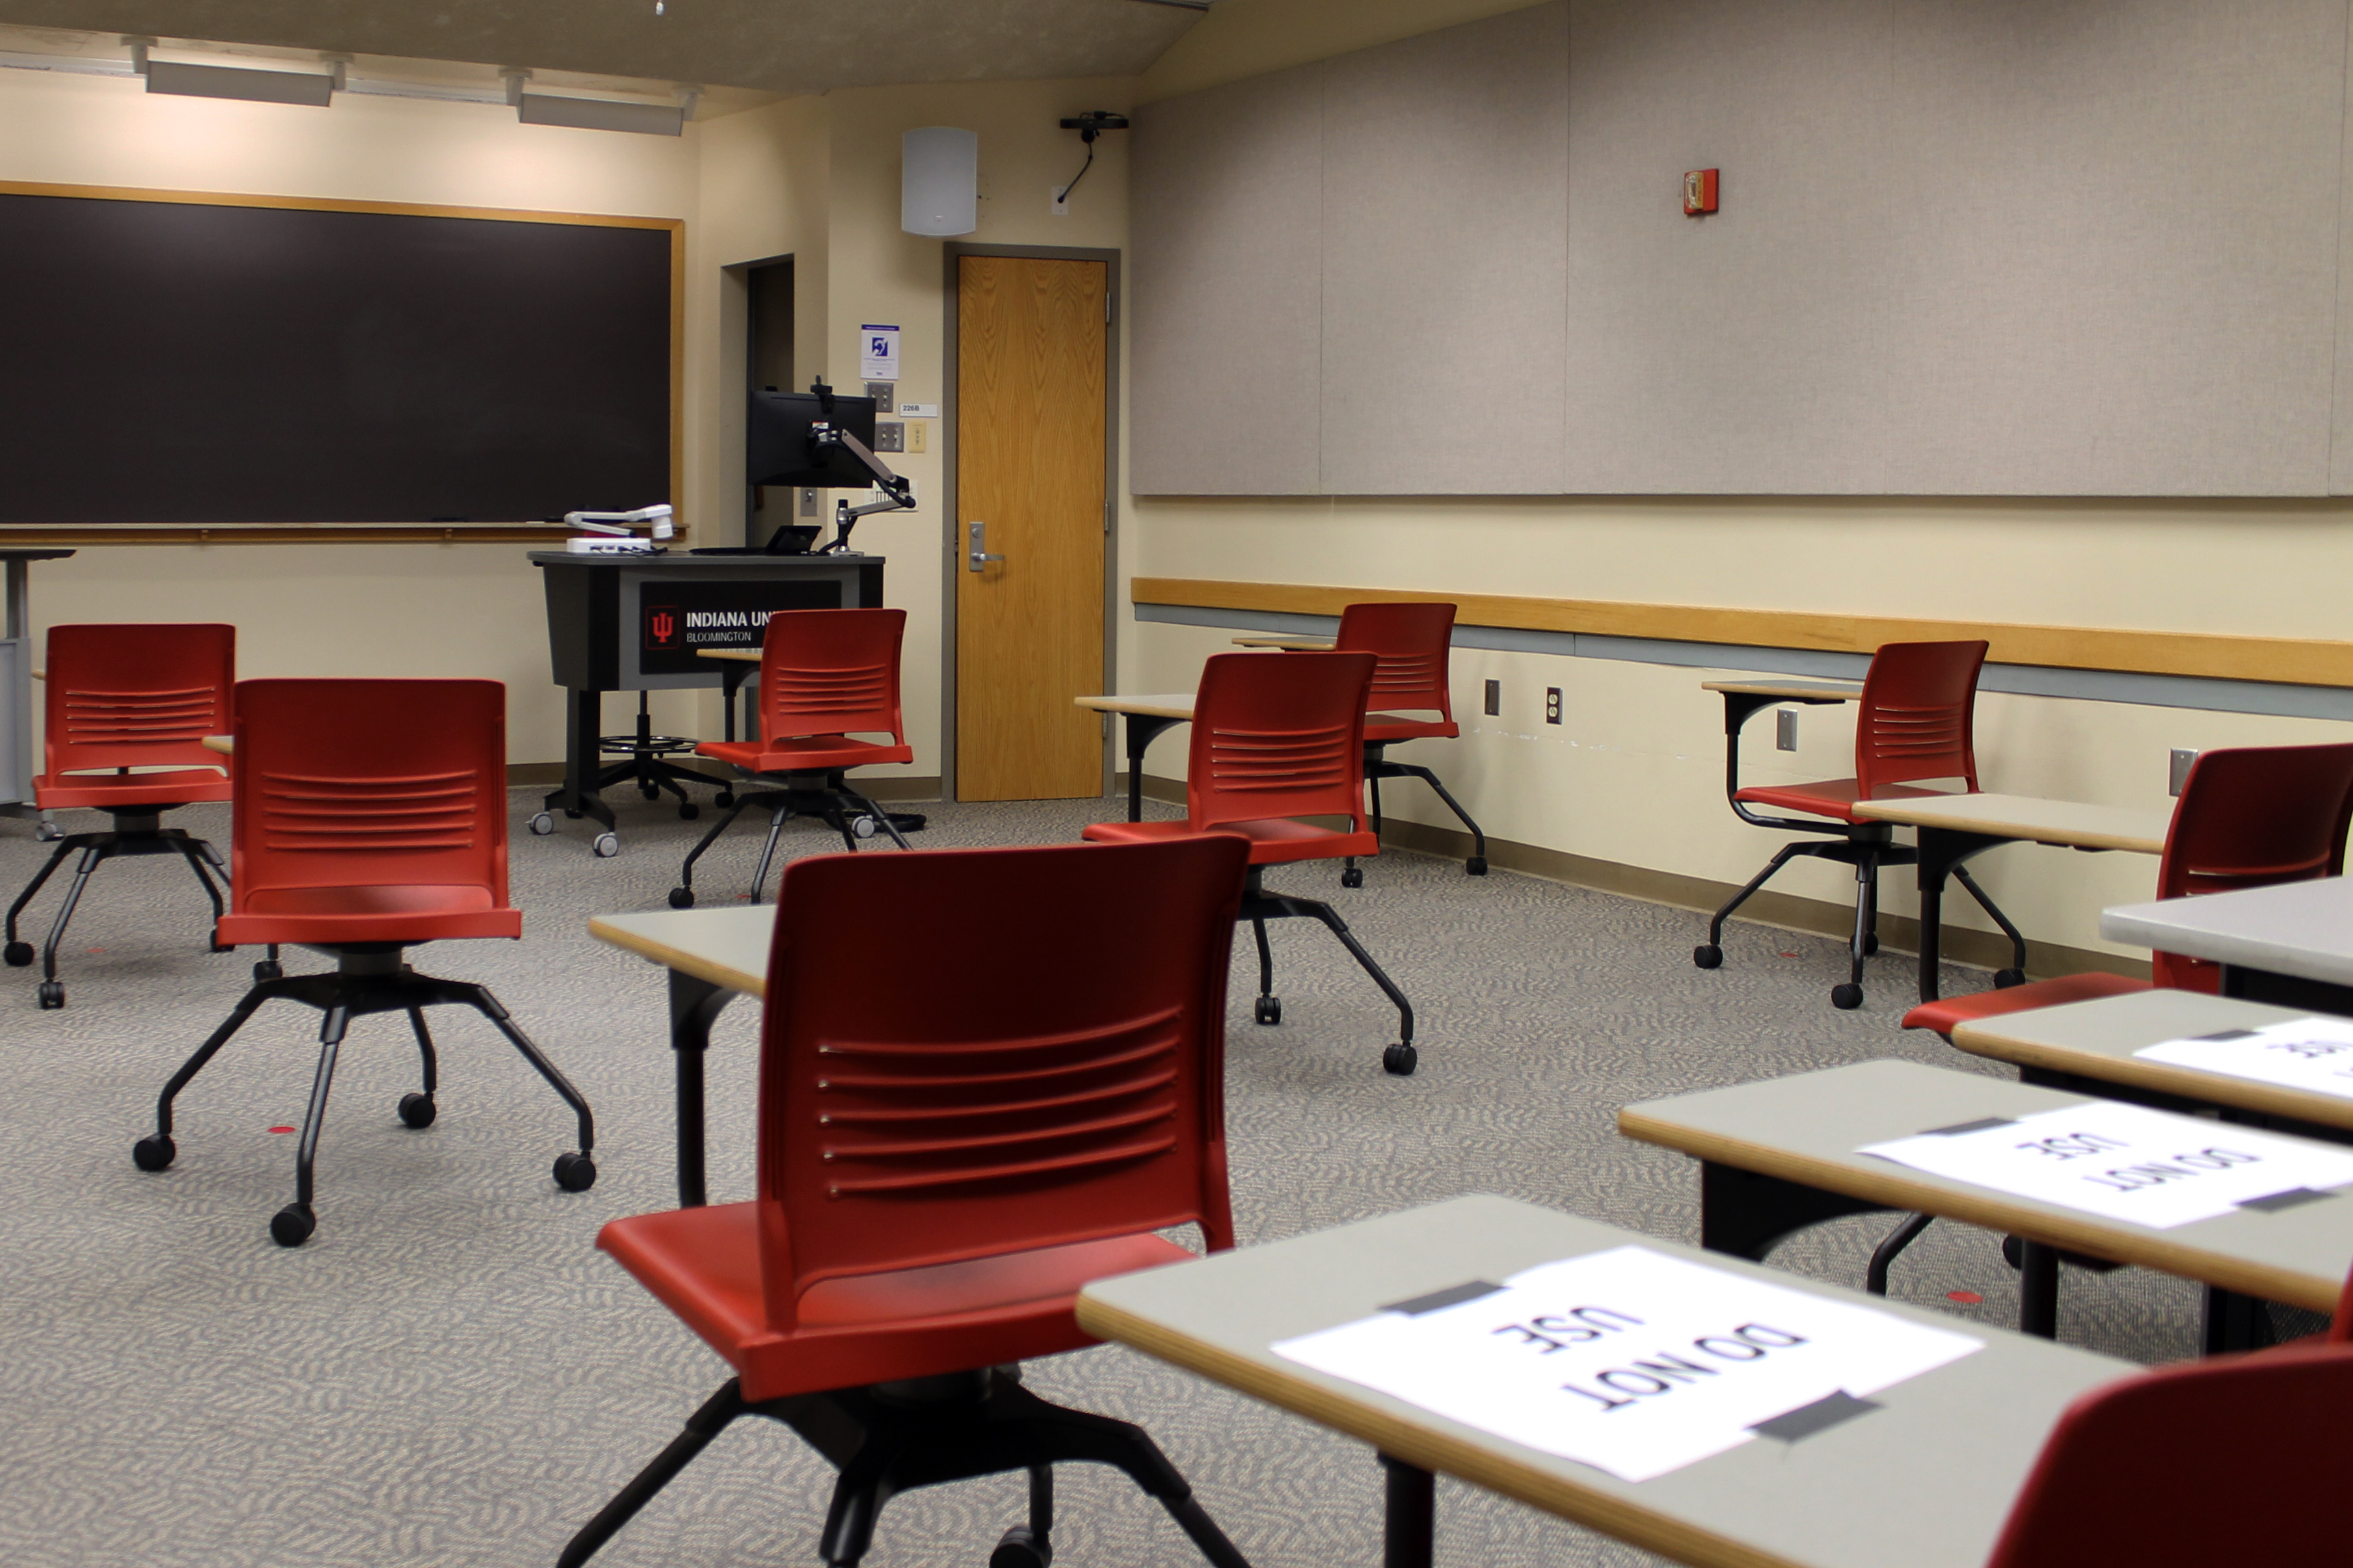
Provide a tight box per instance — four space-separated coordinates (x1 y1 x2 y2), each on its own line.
1341 743 1488 888
670 767 915 909
132 946 597 1246
558 1366 1252 1568
1242 866 1418 1075
5 806 226 1009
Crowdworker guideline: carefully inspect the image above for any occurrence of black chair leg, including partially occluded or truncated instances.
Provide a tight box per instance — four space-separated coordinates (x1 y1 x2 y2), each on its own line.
1391 762 1490 874
1250 917 1276 1022
1866 1213 1934 1294
675 796 753 899
4 835 77 960
993 1463 1053 1567
146 981 282 1144
749 803 793 903
36 844 106 998
271 1003 349 1244
172 837 228 932
1953 862 2030 985
840 784 911 850
1297 900 1418 1074
1700 844 1806 959
557 1381 751 1568
407 1007 439 1098
456 983 596 1161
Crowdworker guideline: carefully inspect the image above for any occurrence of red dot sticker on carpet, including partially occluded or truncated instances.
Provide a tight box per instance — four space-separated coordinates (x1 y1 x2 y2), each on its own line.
1779 951 1799 959
1947 1290 1984 1305
268 1126 296 1135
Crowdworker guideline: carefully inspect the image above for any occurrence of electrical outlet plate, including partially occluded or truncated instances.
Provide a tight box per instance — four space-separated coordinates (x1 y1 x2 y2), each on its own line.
1545 687 1562 725
798 487 819 518
1049 184 1070 216
863 381 895 412
2170 748 2199 797
1776 708 1798 751
1483 679 1501 717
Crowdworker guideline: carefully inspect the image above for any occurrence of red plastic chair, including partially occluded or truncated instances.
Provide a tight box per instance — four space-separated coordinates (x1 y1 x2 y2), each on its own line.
1903 742 2353 1036
1330 602 1488 885
558 837 1256 1568
131 679 596 1247
1984 1340 2353 1566
672 608 915 909
1695 640 2027 1010
1083 651 1419 1075
5 622 234 1009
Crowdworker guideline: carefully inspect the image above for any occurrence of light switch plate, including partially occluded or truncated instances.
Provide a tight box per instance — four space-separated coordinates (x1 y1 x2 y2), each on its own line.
1776 709 1799 751
863 382 895 412
1483 679 1501 717
2170 748 2199 797
873 421 904 453
798 487 819 518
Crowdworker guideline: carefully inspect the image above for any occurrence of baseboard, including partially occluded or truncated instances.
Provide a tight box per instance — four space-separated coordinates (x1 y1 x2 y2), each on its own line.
1116 772 2147 984
506 763 567 786
505 765 943 804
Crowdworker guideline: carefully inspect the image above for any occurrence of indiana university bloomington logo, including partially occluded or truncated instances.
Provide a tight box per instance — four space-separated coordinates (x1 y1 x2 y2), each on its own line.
645 607 679 649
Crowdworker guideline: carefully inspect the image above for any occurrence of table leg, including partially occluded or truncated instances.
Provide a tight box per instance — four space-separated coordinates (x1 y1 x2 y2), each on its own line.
722 665 753 744
1699 1160 1891 1260
668 971 735 1209
2017 1240 2059 1338
1121 714 1185 822
1910 827 2007 1005
1379 1454 1434 1568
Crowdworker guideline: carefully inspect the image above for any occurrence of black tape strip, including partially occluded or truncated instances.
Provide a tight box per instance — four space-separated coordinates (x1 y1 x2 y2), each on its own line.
2191 1029 2261 1043
1922 1116 2015 1137
1748 1390 1882 1442
1380 1280 1505 1316
2237 1187 2334 1213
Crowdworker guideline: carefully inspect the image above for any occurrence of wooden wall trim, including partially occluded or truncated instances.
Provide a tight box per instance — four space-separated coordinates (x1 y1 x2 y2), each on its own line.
1130 577 2353 689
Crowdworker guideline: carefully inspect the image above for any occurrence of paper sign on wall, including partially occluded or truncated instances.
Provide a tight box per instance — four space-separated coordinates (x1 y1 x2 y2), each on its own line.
860 324 900 382
1860 1099 2353 1229
1271 1245 1980 1483
2136 1017 2353 1102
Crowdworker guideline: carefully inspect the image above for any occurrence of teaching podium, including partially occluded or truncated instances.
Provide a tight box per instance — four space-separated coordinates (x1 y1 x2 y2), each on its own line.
530 551 883 852
1 550 73 821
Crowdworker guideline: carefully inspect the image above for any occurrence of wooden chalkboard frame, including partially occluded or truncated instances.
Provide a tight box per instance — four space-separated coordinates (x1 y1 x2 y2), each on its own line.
0 180 684 546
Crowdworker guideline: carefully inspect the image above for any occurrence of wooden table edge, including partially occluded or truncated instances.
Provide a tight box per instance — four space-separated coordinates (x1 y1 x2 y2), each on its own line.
1075 1294 1807 1568
1230 635 1336 650
1697 681 1861 701
1615 1111 2341 1312
1846 800 2166 853
1947 1030 2353 1134
586 914 766 999
697 648 762 662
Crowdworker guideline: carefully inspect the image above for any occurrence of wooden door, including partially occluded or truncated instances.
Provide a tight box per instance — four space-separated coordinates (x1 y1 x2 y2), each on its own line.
955 255 1108 801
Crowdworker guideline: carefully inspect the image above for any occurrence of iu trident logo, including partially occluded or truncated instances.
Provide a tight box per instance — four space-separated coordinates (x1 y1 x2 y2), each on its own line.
649 610 677 645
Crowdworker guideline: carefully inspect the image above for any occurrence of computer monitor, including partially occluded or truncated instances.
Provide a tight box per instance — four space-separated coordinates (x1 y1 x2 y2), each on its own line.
746 390 880 488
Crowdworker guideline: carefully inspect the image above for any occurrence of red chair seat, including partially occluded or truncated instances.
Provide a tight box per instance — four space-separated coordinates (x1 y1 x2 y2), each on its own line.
34 767 230 811
697 736 915 774
1362 713 1458 744
1082 816 1380 865
217 883 520 946
1733 777 1952 825
598 1200 1192 1402
1901 970 2149 1037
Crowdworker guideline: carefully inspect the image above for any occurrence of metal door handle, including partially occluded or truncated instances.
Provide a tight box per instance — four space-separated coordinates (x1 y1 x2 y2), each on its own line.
967 519 1005 572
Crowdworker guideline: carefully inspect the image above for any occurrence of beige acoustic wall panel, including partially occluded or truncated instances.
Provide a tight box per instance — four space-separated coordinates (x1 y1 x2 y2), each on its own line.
1565 0 2344 495
1129 66 1326 495
1319 2 1570 494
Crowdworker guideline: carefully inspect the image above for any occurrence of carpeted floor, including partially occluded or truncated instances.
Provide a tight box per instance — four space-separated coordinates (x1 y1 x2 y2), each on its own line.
0 791 2218 1568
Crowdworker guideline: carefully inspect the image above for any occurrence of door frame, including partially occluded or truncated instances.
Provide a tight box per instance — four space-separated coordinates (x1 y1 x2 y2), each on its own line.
939 243 1122 803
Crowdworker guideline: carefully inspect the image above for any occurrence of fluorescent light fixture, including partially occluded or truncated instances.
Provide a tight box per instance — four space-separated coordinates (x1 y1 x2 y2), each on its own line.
517 91 684 135
121 36 336 105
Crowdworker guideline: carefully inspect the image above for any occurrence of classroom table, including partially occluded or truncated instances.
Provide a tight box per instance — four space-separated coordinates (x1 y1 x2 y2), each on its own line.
1619 1059 2353 1349
1850 793 2169 1004
1950 987 2353 1143
1077 1193 2134 1568
1228 634 1335 650
1073 693 1196 821
2104 876 2353 1018
695 646 760 741
587 903 773 1208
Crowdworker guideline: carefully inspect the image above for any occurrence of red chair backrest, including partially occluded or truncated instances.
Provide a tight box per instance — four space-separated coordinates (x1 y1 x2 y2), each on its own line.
2148 743 2353 991
228 680 510 911
1336 602 1456 719
43 622 234 777
757 608 906 744
1852 639 1988 797
755 836 1251 1328
1984 1340 2353 1567
1183 652 1377 834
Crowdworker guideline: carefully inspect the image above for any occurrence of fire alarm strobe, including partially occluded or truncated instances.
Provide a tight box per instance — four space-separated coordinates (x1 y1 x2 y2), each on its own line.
1684 168 1719 216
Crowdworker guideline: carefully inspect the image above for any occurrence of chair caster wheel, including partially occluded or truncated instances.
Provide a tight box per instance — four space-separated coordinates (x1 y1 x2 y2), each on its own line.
528 812 555 836
679 802 700 821
640 786 660 802
1465 856 1488 876
1693 944 1723 970
592 832 620 858
990 1526 1051 1568
716 790 734 808
553 1151 598 1192
253 960 283 981
1831 983 1864 1010
1254 996 1281 1026
2 941 31 967
1862 934 1880 956
668 886 695 909
1383 1043 1418 1076
34 821 62 842
271 1203 316 1247
852 815 879 840
397 1092 437 1130
37 981 64 1009
1994 968 2026 989
1339 866 1364 889
132 1134 176 1172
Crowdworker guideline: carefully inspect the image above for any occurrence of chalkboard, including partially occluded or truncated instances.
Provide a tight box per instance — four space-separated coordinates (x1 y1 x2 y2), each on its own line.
0 187 677 525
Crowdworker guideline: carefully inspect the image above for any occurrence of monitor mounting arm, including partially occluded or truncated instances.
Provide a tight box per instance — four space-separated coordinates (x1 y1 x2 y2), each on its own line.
810 422 913 555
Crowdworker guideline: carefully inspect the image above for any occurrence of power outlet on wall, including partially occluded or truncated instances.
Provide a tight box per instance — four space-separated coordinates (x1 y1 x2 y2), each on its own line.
1545 687 1562 725
1776 709 1799 751
1483 679 1501 717
2170 748 2199 797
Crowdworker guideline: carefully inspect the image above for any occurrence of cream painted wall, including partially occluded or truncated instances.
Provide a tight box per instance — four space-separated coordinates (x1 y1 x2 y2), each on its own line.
0 65 701 764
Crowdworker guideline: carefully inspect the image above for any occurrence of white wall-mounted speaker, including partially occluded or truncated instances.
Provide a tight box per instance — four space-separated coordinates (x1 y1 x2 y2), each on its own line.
902 127 979 237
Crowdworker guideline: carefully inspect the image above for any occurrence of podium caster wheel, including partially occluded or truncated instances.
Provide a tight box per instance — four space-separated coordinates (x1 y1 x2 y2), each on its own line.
1339 866 1364 889
254 959 283 981
1383 1043 1418 1076
1995 968 2026 989
1254 996 1281 1026
34 821 62 842
668 887 695 909
1466 856 1488 876
1831 983 1864 1010
991 1527 1050 1568
3 941 31 967
528 812 555 836
132 1134 176 1172
679 802 699 821
1693 944 1723 970
592 833 620 858
397 1092 437 1130
553 1151 597 1192
1862 934 1881 956
271 1203 316 1247
37 981 64 1010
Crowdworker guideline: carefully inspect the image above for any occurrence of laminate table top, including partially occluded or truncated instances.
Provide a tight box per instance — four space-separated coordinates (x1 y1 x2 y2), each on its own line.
1849 793 2170 855
1073 693 1198 721
1697 680 1862 704
589 905 773 999
2103 877 2353 990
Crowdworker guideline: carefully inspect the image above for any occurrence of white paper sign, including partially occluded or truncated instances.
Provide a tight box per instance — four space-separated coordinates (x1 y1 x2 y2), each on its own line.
2136 1017 2353 1102
1271 1245 1980 1483
1860 1099 2353 1229
859 323 900 381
